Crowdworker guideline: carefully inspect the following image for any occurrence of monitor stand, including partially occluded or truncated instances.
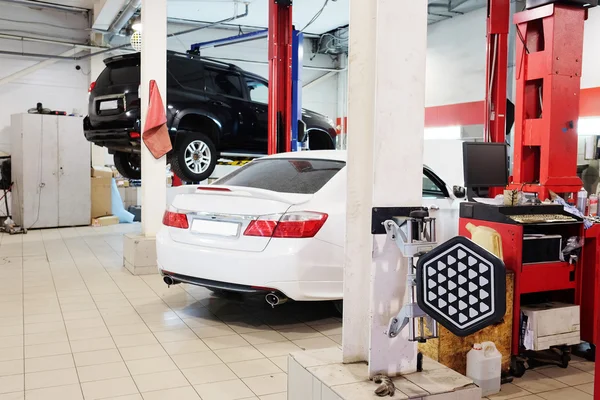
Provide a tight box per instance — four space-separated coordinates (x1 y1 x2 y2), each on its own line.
467 187 487 202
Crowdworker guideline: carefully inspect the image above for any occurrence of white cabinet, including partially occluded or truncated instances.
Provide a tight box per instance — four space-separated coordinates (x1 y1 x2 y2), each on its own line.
11 114 91 229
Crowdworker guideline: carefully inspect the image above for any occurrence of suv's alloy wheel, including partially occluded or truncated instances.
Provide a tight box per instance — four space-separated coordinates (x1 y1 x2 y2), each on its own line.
185 140 212 175
171 131 217 182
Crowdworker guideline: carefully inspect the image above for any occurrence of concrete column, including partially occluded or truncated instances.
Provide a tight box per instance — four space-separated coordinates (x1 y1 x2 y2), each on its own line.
140 0 167 235
343 0 427 378
123 0 167 275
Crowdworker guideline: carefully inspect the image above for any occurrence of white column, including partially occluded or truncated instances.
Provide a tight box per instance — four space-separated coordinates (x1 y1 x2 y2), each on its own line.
343 0 428 378
140 0 167 235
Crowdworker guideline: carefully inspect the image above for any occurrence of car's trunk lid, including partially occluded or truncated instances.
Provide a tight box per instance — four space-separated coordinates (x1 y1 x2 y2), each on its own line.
169 186 311 252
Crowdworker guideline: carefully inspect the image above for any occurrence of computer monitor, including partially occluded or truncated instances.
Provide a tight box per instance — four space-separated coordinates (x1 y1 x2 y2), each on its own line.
463 142 509 188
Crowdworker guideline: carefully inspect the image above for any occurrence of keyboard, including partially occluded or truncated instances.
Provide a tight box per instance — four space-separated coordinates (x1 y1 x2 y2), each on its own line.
508 214 578 224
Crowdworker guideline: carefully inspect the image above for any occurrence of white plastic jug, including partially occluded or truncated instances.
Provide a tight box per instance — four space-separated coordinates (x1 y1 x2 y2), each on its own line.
466 341 502 396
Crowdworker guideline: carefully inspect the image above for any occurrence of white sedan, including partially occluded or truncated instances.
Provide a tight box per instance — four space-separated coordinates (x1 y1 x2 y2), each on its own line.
156 150 464 305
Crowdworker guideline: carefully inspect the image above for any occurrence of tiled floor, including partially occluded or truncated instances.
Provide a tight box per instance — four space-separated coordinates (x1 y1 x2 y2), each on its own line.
0 224 342 400
0 224 595 400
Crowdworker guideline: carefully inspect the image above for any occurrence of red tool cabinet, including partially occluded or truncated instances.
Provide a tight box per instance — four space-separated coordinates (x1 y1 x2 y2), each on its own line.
459 202 584 356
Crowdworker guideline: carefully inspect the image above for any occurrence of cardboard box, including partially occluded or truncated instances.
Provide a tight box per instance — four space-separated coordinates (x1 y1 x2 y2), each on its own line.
92 215 119 227
91 177 112 218
117 187 139 209
91 166 114 179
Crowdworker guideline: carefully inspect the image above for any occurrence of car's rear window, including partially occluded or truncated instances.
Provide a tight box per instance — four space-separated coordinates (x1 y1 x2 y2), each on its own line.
97 60 140 87
215 158 345 194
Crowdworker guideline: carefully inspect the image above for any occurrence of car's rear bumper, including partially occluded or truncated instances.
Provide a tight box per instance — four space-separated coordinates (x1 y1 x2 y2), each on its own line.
156 228 343 301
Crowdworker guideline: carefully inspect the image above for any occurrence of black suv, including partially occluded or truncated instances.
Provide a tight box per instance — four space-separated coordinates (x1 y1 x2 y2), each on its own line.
84 51 338 181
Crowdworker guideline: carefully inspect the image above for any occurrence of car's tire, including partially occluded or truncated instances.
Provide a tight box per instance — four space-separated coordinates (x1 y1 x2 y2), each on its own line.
171 131 217 182
114 152 141 179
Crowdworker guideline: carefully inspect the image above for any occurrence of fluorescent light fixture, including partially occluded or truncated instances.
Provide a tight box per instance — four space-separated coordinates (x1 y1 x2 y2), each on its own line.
578 117 600 136
424 126 461 140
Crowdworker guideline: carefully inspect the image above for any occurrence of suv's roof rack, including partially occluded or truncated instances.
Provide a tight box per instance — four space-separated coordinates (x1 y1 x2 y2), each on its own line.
176 50 240 71
103 51 241 71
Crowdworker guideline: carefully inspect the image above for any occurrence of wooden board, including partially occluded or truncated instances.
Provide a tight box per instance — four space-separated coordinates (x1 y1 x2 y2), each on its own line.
419 272 514 375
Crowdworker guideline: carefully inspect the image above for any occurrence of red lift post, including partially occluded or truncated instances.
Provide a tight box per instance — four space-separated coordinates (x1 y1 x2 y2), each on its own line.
268 0 293 154
485 0 510 198
484 0 510 145
510 4 586 200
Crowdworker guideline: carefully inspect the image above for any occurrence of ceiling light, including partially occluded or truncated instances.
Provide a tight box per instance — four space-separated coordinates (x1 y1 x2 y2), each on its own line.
131 17 142 32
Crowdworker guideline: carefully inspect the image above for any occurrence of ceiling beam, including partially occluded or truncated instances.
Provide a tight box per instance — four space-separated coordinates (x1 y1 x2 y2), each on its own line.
0 0 88 13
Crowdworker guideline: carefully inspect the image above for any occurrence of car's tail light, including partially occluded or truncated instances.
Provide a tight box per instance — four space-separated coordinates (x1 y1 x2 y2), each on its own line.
129 132 141 139
162 210 189 229
244 212 328 238
88 81 96 93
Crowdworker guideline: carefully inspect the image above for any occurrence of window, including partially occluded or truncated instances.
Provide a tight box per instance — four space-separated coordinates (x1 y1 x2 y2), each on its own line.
168 57 205 91
245 77 268 104
215 159 345 194
423 172 446 198
205 69 244 98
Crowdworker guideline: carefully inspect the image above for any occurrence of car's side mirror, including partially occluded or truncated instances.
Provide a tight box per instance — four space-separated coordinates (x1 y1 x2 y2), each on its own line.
453 185 466 199
298 120 308 143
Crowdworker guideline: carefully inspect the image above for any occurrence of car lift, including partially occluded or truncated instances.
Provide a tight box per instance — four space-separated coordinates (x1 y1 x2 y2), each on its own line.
481 0 600 386
172 0 301 187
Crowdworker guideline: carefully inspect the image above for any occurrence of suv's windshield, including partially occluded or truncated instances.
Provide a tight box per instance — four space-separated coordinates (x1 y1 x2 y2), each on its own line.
215 158 345 194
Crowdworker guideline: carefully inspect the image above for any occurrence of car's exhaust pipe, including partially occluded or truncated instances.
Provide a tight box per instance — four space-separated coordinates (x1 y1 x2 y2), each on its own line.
265 292 288 308
163 276 180 286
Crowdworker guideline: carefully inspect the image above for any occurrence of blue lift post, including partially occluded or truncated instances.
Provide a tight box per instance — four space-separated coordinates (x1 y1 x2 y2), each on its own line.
291 30 304 152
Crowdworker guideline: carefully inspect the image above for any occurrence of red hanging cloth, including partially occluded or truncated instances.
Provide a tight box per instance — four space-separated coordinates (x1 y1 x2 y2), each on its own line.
142 80 172 159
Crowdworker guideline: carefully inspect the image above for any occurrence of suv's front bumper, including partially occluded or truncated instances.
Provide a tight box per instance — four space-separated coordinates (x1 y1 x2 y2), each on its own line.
84 116 141 153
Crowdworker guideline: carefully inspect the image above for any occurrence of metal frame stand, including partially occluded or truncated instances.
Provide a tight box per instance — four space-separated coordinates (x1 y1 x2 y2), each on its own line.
384 212 439 342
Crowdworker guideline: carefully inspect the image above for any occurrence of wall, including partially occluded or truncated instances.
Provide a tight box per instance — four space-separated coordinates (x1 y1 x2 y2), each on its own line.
0 3 91 155
0 41 90 154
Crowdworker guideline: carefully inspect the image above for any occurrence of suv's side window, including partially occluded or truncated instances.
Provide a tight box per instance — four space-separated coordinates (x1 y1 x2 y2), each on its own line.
168 57 205 91
244 77 268 104
205 69 244 98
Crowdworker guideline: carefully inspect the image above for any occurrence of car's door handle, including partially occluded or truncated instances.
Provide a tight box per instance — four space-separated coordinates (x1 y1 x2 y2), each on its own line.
211 101 225 107
254 108 266 114
428 205 440 211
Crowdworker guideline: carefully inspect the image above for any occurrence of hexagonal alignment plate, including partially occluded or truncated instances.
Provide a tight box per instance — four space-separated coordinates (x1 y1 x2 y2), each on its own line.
416 236 506 337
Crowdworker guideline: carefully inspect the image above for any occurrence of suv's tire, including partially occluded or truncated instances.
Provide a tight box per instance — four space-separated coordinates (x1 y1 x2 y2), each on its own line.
114 152 141 179
171 131 217 182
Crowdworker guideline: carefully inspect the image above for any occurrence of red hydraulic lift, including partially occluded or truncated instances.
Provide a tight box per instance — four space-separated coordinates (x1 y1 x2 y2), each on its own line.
268 0 293 154
485 0 510 198
484 0 510 146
